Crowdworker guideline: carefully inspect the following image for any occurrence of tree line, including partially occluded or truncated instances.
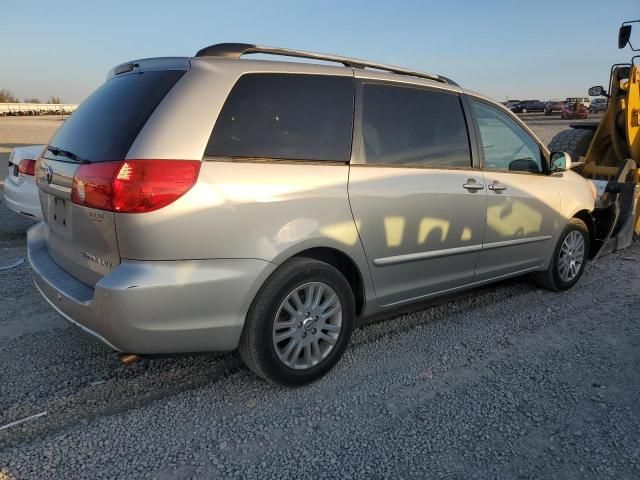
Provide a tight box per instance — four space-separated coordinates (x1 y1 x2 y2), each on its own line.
0 88 61 104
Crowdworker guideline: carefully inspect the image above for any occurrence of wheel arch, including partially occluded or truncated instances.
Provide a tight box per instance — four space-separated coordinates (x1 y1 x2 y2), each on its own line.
572 209 597 259
288 246 366 316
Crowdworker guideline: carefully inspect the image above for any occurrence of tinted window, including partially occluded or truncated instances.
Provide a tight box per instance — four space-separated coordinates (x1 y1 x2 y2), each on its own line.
360 83 471 168
46 71 184 162
206 74 353 162
471 101 543 173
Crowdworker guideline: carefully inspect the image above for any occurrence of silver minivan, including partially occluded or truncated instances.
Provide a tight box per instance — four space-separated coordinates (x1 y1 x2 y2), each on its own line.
29 44 597 385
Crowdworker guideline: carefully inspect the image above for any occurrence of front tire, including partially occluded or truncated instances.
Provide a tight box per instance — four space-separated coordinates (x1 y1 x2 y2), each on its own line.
238 257 355 385
535 218 589 291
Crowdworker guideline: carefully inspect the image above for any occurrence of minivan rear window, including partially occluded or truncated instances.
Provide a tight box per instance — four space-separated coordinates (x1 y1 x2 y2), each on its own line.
45 70 184 162
205 73 354 162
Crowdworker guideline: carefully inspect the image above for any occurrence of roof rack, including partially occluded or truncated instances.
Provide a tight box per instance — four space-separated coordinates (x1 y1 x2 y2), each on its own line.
194 43 457 85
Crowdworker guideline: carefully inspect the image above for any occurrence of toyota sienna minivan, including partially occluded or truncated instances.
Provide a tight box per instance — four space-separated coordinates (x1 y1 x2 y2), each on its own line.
28 43 597 385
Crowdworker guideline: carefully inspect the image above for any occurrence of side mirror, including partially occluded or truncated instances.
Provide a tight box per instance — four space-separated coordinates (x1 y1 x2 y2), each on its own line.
588 85 607 97
619 24 632 49
550 151 572 172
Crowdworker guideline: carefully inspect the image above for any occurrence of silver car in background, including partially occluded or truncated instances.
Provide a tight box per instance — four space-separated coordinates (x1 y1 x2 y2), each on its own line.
589 97 608 113
28 44 597 385
4 144 45 220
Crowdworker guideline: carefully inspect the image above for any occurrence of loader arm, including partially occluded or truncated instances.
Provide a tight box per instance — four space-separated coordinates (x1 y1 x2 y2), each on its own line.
570 65 640 258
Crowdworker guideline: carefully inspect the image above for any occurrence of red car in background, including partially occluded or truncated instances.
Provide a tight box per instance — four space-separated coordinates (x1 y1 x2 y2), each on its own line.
561 101 589 119
544 100 564 116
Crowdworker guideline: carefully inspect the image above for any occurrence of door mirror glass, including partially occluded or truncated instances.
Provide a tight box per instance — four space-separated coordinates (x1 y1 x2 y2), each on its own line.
550 151 572 172
588 86 606 97
619 24 632 49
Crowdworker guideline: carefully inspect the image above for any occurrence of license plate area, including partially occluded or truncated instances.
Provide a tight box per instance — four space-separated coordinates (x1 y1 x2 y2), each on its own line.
51 197 70 232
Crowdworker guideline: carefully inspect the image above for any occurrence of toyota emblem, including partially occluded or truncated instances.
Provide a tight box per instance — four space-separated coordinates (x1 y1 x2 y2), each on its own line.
46 165 54 185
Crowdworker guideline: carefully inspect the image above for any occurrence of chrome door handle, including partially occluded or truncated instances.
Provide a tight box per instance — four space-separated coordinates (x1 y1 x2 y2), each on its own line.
488 183 507 192
463 181 485 191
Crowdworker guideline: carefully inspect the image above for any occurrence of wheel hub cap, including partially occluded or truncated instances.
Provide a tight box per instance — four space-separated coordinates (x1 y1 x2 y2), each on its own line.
303 318 315 332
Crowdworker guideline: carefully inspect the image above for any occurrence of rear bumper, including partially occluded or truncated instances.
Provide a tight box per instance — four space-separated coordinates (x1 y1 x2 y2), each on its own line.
27 222 276 354
3 175 43 220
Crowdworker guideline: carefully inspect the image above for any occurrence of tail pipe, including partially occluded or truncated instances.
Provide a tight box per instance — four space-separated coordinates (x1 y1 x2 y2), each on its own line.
119 353 142 365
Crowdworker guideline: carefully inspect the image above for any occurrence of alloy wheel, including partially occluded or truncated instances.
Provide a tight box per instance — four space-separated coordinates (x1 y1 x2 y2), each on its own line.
558 230 585 282
272 282 342 370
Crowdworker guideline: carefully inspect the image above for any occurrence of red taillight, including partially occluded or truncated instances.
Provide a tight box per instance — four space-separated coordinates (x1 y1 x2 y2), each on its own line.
18 159 36 176
71 161 121 211
71 160 201 213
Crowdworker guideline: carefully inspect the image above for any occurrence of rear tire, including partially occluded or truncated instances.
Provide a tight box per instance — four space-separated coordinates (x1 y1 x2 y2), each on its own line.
548 128 593 158
535 218 589 291
238 257 355 386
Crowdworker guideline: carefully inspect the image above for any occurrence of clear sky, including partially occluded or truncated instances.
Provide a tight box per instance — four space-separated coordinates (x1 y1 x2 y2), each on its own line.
2 0 639 104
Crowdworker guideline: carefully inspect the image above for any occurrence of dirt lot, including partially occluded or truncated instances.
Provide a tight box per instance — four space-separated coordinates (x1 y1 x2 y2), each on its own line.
0 116 65 168
1 113 639 479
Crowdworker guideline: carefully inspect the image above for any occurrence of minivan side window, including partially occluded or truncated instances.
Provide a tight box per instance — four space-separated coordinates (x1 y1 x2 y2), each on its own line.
359 83 471 168
471 100 543 174
206 73 353 162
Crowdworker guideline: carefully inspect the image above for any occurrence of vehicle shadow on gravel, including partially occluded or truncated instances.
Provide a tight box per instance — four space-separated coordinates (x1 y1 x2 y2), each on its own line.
0 266 536 451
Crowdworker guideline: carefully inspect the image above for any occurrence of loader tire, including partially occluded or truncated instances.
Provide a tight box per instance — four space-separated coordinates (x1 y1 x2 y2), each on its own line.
547 128 593 159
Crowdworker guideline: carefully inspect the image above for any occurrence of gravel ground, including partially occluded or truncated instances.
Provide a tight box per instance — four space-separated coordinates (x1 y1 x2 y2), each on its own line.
1 114 639 479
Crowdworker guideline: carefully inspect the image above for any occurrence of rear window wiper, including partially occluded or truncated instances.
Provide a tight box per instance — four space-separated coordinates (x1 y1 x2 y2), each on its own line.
46 146 90 163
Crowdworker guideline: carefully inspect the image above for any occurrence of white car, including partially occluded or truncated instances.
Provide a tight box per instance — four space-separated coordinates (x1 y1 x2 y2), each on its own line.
565 97 591 108
4 144 45 220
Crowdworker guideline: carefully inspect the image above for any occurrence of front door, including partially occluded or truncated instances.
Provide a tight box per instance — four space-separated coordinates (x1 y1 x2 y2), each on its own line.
470 99 562 281
348 80 487 307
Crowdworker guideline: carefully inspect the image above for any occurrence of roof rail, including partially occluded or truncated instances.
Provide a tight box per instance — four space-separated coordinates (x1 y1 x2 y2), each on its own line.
194 43 457 85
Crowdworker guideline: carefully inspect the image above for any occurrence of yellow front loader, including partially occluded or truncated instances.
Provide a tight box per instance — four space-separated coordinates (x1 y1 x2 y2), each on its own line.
548 20 640 258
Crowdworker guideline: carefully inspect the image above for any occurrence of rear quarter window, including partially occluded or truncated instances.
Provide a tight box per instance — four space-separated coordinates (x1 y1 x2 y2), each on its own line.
45 70 185 162
205 73 354 162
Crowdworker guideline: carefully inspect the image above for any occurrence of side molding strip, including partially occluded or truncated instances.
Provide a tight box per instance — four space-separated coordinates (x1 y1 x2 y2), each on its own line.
481 235 552 251
373 235 552 267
